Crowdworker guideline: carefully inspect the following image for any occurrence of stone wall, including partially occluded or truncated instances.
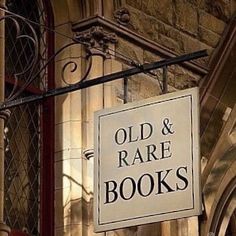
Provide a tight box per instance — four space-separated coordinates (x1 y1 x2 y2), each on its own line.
106 0 235 103
115 37 201 100
110 0 236 68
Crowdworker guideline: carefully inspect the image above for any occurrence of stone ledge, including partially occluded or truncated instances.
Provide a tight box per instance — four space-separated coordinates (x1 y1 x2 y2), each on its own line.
199 26 221 48
72 15 209 76
199 11 226 35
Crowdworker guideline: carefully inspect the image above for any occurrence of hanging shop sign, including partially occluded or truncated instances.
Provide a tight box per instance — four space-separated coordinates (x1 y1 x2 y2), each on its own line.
94 87 201 232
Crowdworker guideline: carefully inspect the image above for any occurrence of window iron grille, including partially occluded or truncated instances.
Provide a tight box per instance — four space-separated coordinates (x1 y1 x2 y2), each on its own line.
4 0 48 235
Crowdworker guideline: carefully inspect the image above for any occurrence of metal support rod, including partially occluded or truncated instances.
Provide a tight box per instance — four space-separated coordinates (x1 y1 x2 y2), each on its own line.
124 77 128 104
0 49 208 111
162 66 168 94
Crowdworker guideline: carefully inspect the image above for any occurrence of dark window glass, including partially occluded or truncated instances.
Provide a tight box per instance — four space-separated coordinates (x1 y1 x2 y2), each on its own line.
4 0 48 235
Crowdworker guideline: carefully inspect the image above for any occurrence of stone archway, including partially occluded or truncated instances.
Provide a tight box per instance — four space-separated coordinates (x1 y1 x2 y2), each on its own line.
201 106 236 236
200 13 236 236
206 160 236 235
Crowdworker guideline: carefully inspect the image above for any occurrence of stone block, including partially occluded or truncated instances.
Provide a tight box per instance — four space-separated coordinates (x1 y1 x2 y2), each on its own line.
52 1 70 26
143 51 161 64
116 38 144 65
123 72 162 101
55 224 82 236
204 0 232 21
199 11 226 34
55 122 70 152
167 64 201 90
182 33 212 55
126 0 142 10
157 21 180 40
127 5 159 42
159 34 182 53
199 26 221 47
172 32 195 54
170 70 198 90
141 0 173 24
175 0 198 35
55 95 70 124
126 0 173 24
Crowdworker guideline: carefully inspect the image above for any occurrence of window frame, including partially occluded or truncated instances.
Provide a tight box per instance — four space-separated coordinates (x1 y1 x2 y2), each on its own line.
40 2 55 235
4 1 55 235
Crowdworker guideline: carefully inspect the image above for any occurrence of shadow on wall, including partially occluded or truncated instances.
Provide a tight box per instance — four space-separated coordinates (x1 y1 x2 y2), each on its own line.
55 170 94 234
63 173 94 225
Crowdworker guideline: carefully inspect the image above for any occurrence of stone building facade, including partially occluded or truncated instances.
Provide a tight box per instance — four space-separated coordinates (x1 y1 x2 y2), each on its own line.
0 0 235 236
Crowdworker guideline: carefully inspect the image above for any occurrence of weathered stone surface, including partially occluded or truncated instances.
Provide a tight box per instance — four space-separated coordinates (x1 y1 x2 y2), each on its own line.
205 0 232 21
182 33 212 53
149 20 185 53
127 5 159 41
116 38 144 65
159 34 182 52
199 26 221 47
175 0 198 35
122 1 226 61
126 0 173 24
159 23 180 41
128 74 162 101
141 0 173 24
143 51 161 63
199 11 226 34
126 0 142 10
167 65 200 89
189 0 206 6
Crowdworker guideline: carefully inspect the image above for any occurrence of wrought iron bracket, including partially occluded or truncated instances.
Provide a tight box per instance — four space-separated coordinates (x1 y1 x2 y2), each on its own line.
0 7 208 112
0 49 208 111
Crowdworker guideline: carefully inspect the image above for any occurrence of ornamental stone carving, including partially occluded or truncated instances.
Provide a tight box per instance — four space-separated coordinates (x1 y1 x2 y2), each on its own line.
75 26 117 56
114 7 130 26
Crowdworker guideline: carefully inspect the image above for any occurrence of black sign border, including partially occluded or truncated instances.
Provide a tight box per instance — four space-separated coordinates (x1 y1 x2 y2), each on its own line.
97 94 195 226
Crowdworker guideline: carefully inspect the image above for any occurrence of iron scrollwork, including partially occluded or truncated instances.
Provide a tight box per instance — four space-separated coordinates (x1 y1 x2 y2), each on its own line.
1 11 39 101
1 8 118 104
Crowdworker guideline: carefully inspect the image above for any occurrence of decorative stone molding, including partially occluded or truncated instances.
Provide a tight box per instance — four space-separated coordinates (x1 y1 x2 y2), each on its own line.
114 7 130 26
83 149 94 160
72 16 208 75
75 26 117 57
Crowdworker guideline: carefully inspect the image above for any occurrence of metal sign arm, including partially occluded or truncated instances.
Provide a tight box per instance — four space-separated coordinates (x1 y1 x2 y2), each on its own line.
0 49 208 111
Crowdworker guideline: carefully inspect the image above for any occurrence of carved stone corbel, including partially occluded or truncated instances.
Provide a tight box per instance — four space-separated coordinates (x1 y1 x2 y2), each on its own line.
114 7 130 26
75 26 117 57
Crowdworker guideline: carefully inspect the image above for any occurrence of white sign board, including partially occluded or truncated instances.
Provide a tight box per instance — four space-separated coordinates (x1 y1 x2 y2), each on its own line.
94 87 201 232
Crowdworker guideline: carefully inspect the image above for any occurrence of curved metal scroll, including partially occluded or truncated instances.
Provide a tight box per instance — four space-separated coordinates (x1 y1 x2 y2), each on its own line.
1 12 93 102
61 47 93 86
1 14 38 100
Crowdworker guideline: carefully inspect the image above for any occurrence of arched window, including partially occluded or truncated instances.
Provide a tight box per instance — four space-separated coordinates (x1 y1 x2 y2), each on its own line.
4 0 54 235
